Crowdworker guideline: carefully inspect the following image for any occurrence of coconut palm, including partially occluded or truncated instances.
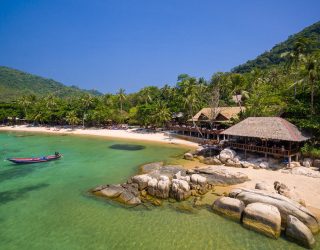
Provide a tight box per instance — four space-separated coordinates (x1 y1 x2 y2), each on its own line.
66 111 79 129
80 94 94 128
304 56 319 115
153 101 171 127
117 88 126 122
17 95 32 119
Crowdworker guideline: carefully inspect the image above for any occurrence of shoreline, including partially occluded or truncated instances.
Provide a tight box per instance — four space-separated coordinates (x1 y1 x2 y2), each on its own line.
0 125 199 148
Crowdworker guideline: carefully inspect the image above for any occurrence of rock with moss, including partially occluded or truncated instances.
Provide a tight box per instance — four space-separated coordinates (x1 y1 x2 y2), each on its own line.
243 202 281 239
212 197 245 221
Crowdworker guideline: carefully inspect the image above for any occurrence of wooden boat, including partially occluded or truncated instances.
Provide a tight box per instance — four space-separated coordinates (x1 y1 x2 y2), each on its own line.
7 152 62 164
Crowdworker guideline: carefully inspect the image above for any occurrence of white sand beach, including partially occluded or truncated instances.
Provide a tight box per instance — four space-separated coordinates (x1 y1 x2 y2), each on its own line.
0 125 198 148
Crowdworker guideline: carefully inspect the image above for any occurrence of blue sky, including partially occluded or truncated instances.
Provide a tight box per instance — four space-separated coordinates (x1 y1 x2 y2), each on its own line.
0 0 319 94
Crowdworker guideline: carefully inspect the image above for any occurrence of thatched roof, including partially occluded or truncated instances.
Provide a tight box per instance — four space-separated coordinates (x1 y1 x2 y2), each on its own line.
191 107 243 122
221 117 309 142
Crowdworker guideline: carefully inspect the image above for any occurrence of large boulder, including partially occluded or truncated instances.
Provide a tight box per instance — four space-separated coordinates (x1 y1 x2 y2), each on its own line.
196 166 249 185
230 188 319 234
202 157 222 165
303 158 312 168
131 174 152 190
155 175 171 199
147 178 158 196
171 179 191 201
190 174 207 186
212 197 245 221
174 171 190 183
243 202 281 239
184 152 194 160
288 161 301 168
219 148 237 163
274 181 305 206
255 182 274 193
259 161 269 169
314 159 320 169
286 215 316 249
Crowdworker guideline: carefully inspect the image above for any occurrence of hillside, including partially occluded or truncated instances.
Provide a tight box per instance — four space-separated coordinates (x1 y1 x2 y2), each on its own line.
232 21 320 73
0 66 102 102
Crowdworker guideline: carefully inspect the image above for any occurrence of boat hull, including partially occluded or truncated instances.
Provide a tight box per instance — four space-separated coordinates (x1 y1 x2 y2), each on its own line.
7 155 61 164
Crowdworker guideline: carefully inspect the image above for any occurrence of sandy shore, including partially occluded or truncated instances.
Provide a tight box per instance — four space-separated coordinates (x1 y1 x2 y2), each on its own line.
0 125 198 148
182 159 320 211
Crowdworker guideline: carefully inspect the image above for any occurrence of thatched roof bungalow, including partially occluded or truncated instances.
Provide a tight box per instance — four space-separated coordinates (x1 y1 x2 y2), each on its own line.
221 117 309 162
190 107 243 123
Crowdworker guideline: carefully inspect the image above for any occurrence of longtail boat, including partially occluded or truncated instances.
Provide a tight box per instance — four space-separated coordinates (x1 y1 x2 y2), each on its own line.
7 152 62 164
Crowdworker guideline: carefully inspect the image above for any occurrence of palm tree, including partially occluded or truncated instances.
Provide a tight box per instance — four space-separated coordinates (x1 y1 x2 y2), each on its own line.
117 88 126 122
153 101 171 127
80 94 94 128
305 56 319 115
17 95 32 119
66 111 79 129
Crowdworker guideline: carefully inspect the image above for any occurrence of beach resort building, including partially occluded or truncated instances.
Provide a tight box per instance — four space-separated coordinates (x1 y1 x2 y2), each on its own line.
169 106 243 142
220 117 309 164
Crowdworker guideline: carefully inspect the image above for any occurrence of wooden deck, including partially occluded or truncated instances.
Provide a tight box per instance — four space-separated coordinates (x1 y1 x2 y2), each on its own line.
168 126 223 135
223 141 299 157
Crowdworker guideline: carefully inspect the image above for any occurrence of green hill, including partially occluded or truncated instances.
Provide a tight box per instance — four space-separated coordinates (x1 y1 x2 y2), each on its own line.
232 21 320 73
0 66 102 102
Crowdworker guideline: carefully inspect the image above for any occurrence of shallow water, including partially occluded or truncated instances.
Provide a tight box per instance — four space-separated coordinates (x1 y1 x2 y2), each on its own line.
0 131 318 250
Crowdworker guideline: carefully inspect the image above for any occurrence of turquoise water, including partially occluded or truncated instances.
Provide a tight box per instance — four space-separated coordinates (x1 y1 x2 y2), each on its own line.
0 131 318 250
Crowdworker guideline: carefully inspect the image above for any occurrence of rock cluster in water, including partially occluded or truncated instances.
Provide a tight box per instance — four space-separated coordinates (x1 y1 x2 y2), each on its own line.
91 162 249 206
212 186 319 248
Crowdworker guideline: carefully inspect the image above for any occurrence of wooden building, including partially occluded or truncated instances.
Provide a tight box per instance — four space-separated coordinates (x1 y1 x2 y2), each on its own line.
169 107 242 143
220 117 309 164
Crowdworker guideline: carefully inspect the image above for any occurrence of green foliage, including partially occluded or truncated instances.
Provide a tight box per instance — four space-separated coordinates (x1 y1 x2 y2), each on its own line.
232 21 320 73
0 66 102 102
301 143 320 159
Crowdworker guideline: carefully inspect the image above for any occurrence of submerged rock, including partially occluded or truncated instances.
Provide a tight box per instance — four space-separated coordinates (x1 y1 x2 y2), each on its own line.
100 185 124 198
212 197 245 221
243 202 281 239
140 162 164 173
286 215 316 249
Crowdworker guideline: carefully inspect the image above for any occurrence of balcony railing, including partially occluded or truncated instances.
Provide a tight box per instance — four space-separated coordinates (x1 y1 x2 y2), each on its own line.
223 141 299 156
168 126 223 135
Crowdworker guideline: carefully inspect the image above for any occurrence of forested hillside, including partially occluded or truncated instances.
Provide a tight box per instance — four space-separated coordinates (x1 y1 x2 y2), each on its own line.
232 21 320 73
0 66 102 102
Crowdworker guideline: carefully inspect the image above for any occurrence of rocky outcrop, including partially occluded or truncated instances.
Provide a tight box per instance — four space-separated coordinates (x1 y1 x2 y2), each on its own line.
140 162 164 173
190 174 207 186
212 197 245 221
171 179 191 201
282 167 320 178
229 188 319 234
287 161 301 168
274 181 305 206
132 174 152 190
255 182 274 193
184 152 194 160
286 215 316 249
174 171 190 183
196 166 249 185
242 202 281 239
94 183 141 205
219 148 237 163
202 157 222 165
303 158 312 168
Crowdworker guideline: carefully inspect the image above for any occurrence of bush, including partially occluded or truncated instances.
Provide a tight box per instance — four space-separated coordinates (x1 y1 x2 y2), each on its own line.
301 143 320 159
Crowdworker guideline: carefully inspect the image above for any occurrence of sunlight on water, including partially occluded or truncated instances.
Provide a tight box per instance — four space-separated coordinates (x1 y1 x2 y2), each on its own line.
0 132 318 250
